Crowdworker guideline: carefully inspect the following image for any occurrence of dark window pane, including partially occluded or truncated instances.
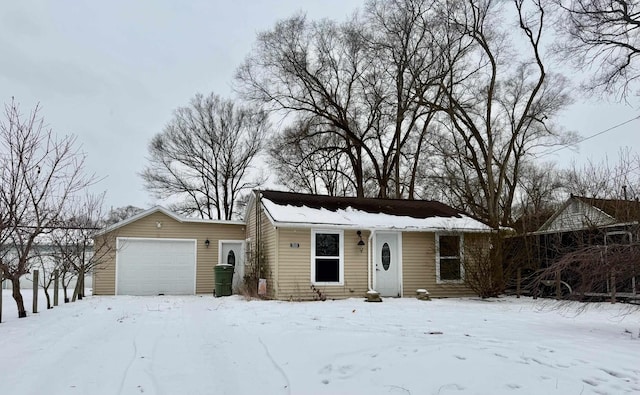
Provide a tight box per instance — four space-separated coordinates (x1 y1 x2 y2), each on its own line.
440 258 461 280
440 236 460 257
227 250 236 266
315 258 339 282
381 243 391 271
606 233 631 245
316 233 339 256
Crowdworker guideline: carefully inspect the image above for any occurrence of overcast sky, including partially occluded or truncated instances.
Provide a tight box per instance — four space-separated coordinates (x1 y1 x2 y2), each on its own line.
2 1 639 210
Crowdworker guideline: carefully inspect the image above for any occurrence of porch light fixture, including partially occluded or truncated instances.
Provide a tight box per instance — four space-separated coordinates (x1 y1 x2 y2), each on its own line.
204 239 210 248
357 230 365 252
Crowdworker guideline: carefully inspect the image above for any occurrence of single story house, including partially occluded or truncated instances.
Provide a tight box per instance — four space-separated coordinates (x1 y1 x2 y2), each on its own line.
94 190 494 299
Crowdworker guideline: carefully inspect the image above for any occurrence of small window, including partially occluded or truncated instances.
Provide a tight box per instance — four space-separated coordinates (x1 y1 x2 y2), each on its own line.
605 232 632 246
312 230 343 284
227 250 236 266
437 234 463 283
381 243 391 271
604 231 633 258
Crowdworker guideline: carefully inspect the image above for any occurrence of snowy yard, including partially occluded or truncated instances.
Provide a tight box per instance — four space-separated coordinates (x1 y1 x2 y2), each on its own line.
1 292 639 395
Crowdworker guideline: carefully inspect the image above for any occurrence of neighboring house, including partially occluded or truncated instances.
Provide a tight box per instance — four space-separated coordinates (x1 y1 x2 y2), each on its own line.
504 195 640 295
538 195 640 234
0 243 93 290
94 190 495 299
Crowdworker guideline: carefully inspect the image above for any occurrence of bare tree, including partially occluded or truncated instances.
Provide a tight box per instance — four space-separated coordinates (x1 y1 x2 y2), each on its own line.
552 0 640 98
33 250 57 309
268 117 358 196
141 93 268 220
513 162 565 232
237 2 449 198
363 0 449 198
50 193 110 302
403 0 577 295
0 99 94 318
421 0 575 228
236 15 377 197
562 148 640 199
104 205 143 226
536 226 640 303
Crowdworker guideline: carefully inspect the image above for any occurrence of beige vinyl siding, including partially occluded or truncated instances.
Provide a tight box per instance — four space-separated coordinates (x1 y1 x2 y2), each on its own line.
260 211 277 298
245 195 258 242
275 228 369 301
274 228 310 299
93 211 245 295
402 232 477 298
245 195 278 298
93 234 117 295
337 229 369 298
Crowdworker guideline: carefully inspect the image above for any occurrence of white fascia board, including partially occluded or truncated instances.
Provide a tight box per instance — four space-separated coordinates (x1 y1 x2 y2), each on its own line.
523 220 640 236
258 201 280 229
269 221 494 233
96 205 245 236
96 206 178 236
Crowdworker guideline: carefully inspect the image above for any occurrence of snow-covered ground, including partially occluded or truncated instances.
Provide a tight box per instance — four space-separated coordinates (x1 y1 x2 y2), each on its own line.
1 291 639 395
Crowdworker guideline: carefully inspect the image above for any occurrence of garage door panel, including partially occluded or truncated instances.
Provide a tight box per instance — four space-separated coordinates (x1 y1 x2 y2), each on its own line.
117 238 196 295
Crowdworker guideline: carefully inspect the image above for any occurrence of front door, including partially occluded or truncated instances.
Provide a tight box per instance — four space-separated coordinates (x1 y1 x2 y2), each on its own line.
220 241 244 292
375 232 400 297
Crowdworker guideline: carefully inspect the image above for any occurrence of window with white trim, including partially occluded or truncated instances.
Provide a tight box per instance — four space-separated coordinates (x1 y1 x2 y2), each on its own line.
436 234 464 283
311 230 343 285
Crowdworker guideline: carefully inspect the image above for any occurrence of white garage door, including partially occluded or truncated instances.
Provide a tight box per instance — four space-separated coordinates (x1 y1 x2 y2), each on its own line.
116 238 196 296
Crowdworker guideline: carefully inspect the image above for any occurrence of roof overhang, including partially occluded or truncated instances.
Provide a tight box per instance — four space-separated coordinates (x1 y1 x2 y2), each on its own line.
96 206 245 236
261 198 494 233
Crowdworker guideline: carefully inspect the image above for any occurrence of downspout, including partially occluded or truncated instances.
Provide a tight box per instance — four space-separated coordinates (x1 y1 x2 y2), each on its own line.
255 190 261 291
368 230 375 291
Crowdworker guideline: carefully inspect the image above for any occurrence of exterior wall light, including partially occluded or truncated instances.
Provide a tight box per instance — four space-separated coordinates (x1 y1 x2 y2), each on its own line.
357 230 365 252
205 239 210 248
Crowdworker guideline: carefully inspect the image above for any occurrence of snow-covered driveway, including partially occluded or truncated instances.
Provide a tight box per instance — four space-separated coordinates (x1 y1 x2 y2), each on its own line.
1 293 639 395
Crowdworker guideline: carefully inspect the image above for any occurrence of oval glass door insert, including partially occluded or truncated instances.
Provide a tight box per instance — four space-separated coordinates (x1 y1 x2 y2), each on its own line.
381 243 391 271
227 250 236 266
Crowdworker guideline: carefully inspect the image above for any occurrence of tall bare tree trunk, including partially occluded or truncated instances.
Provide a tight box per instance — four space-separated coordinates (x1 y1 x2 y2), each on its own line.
78 269 85 300
10 278 26 318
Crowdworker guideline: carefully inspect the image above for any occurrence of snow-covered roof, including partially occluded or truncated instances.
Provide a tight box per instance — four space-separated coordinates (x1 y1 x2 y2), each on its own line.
96 206 245 236
260 190 492 232
534 195 640 234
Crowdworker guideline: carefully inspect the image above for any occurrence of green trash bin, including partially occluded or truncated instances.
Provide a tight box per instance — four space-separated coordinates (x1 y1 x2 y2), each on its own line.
214 264 234 297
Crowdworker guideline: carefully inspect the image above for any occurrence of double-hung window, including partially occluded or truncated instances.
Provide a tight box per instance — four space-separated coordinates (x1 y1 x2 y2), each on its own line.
436 234 464 283
311 230 343 285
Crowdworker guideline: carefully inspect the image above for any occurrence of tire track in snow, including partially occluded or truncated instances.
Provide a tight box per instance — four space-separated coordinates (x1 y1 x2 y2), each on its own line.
258 336 291 395
118 335 138 395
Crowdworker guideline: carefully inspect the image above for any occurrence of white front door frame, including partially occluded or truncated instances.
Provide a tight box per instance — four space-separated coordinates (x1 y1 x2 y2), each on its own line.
218 240 245 292
373 231 402 297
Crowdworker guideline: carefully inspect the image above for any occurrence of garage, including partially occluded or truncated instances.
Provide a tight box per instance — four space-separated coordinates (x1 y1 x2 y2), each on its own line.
116 238 196 296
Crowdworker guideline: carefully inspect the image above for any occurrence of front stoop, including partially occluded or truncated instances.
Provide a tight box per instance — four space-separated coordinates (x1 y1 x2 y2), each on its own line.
365 290 382 302
416 289 431 301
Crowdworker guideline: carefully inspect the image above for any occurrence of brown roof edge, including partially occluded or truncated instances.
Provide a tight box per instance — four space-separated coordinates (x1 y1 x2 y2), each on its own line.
574 195 640 222
259 190 469 220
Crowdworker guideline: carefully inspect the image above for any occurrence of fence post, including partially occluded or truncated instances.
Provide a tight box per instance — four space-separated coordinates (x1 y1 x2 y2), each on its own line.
516 268 521 298
0 273 3 323
555 270 561 300
610 272 617 304
32 269 38 314
53 270 59 307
